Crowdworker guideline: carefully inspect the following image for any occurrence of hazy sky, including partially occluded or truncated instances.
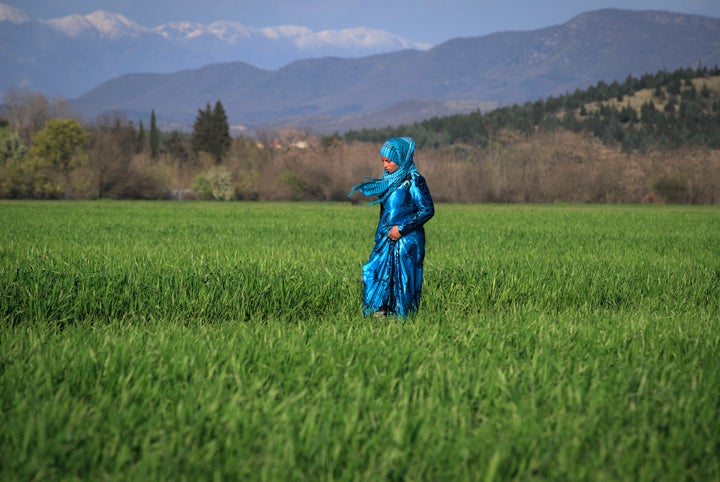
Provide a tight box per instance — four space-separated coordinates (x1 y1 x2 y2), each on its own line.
5 0 720 44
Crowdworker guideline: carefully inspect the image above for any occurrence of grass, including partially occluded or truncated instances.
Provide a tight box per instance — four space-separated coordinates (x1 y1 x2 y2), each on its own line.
1 201 719 481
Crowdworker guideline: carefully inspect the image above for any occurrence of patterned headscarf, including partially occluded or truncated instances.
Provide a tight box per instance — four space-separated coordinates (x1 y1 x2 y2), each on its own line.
348 137 417 205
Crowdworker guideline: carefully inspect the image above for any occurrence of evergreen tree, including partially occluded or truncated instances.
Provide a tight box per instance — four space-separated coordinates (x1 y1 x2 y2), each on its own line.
667 78 682 95
191 100 231 163
150 110 159 159
211 100 231 163
700 83 711 98
137 120 145 153
163 131 191 164
191 103 213 158
620 104 638 124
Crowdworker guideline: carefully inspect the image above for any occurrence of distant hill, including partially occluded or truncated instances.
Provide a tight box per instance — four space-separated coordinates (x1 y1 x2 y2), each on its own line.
69 9 720 133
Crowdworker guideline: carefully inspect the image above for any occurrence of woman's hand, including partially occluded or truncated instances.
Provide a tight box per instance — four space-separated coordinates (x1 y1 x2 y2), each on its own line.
388 225 401 241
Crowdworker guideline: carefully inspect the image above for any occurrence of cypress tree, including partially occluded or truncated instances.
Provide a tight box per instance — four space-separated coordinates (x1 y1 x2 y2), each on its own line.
137 120 145 153
191 101 231 163
211 100 231 163
150 110 159 159
191 103 212 158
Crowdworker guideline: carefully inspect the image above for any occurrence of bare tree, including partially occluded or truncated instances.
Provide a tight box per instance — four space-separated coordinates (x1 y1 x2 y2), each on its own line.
3 88 74 144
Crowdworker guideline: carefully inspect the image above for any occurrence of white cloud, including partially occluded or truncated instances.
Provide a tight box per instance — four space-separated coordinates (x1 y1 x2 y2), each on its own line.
0 3 30 23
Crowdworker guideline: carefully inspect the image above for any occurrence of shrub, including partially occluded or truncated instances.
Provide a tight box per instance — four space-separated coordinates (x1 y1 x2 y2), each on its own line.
653 175 687 204
191 166 235 200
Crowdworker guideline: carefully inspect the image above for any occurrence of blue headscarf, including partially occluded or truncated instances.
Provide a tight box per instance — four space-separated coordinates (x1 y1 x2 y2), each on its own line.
348 137 417 205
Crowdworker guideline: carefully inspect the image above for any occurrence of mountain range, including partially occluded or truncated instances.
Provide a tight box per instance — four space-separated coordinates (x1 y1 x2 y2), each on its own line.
3 6 720 134
0 2 430 97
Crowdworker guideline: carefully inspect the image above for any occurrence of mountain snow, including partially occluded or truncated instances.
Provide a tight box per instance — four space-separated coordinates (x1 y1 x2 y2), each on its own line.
311 28 423 49
43 10 149 38
153 21 209 40
0 2 432 96
155 21 255 42
0 2 429 51
155 21 430 51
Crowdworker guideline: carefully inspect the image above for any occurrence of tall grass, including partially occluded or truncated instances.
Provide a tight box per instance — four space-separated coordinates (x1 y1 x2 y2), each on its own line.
1 201 719 481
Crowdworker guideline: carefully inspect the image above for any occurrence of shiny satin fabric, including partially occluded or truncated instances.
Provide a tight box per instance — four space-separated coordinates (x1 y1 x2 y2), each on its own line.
361 171 434 317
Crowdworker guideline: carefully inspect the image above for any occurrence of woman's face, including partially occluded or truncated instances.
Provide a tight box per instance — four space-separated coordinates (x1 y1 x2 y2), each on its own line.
382 156 399 174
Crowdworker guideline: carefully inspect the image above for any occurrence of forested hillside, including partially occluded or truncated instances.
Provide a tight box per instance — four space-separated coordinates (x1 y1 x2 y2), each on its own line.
1 66 719 204
344 66 720 151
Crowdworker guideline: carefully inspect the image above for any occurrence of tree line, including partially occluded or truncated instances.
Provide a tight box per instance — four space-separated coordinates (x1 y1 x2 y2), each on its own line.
1 65 719 203
0 94 232 199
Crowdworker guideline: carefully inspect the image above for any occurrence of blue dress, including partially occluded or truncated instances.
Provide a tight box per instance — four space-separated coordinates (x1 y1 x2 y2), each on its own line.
361 171 434 317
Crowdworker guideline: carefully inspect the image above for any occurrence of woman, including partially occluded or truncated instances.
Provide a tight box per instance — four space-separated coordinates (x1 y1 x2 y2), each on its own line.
348 137 434 317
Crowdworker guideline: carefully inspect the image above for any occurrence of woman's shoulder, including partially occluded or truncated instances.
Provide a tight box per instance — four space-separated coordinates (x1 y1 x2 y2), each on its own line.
408 171 427 185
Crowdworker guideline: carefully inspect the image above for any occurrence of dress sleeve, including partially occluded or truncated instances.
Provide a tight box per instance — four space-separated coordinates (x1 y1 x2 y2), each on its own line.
398 172 434 235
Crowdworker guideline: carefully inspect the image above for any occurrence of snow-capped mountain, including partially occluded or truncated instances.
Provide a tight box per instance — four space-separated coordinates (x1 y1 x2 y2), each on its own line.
69 8 720 133
155 21 254 42
155 21 426 51
44 10 149 38
0 3 431 98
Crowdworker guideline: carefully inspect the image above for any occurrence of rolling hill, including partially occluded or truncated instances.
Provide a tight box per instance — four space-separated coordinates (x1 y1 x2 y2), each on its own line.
69 9 720 133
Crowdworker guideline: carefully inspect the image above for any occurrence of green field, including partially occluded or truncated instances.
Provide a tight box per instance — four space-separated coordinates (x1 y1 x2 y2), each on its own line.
1 201 719 481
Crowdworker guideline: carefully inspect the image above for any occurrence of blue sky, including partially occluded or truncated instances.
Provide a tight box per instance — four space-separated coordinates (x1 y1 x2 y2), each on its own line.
5 0 720 44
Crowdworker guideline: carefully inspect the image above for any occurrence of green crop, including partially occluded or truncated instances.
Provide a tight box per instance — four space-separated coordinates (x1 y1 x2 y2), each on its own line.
1 201 719 481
